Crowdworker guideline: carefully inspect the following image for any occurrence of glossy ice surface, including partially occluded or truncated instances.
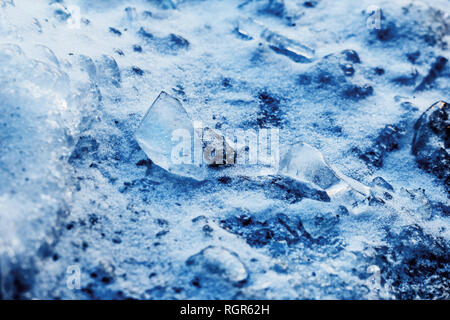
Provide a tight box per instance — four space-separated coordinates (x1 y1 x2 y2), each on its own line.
0 0 448 299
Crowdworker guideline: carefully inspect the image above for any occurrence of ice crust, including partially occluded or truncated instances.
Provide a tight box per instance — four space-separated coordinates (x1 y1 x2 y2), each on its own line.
135 91 207 180
0 0 448 299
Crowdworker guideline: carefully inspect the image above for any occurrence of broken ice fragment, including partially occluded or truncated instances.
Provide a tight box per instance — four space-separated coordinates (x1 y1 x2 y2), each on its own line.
261 29 314 63
186 246 248 286
234 28 253 41
77 55 97 81
34 44 60 67
135 92 207 181
96 55 121 88
372 176 394 191
280 143 340 189
236 17 314 63
137 27 190 54
236 16 265 36
279 142 370 198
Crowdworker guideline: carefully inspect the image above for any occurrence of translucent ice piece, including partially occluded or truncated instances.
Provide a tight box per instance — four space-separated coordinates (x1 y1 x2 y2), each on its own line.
78 54 97 81
34 44 60 67
235 17 265 40
186 246 248 286
135 92 207 181
279 142 370 198
236 17 315 63
261 29 315 63
96 55 121 88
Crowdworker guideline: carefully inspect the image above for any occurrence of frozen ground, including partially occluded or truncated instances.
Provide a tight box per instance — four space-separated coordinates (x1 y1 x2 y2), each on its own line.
0 0 449 299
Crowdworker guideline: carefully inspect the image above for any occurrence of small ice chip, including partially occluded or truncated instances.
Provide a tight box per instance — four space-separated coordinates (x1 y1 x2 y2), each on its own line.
186 246 248 286
135 92 207 181
261 29 315 63
34 44 60 67
279 142 370 198
235 16 265 40
235 17 315 63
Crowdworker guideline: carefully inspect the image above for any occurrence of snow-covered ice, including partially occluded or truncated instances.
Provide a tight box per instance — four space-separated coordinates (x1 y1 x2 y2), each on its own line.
0 0 449 300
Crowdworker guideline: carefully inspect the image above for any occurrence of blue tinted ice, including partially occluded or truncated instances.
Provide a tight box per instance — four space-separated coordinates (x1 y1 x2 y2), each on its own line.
135 92 207 181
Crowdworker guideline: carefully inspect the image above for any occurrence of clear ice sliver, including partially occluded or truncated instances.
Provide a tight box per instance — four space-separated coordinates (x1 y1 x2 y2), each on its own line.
186 246 248 286
235 17 315 63
261 28 315 63
134 92 371 199
0 42 74 298
278 142 371 201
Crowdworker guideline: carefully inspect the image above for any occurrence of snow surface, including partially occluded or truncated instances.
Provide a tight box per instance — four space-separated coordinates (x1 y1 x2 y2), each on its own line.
0 0 449 299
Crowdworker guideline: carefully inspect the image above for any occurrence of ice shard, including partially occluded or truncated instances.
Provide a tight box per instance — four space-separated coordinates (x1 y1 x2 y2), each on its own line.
279 142 370 199
236 17 315 63
96 55 121 88
135 92 207 181
261 29 315 63
34 44 60 67
186 246 248 286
